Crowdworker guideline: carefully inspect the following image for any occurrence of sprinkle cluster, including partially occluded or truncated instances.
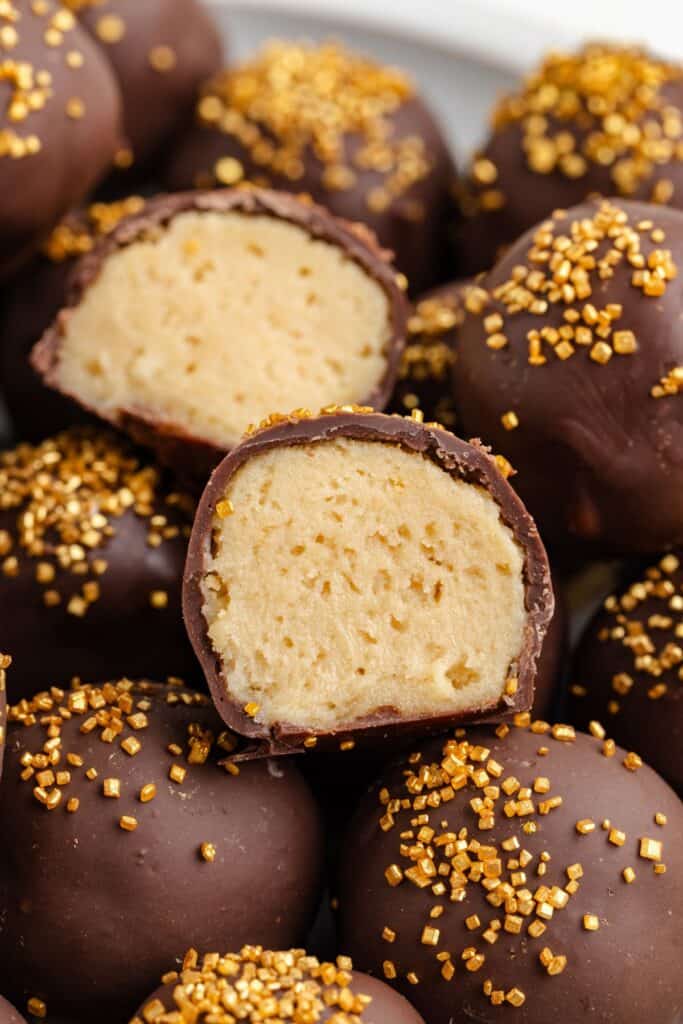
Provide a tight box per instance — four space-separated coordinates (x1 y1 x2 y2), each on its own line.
396 292 464 426
0 429 193 617
42 195 145 261
573 553 683 712
469 44 683 211
465 200 678 384
132 947 377 1024
0 0 89 159
376 716 667 1010
195 41 431 217
9 679 239 835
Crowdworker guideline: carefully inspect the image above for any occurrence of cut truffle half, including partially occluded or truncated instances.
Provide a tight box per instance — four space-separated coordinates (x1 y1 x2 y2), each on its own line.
32 189 408 479
183 411 554 751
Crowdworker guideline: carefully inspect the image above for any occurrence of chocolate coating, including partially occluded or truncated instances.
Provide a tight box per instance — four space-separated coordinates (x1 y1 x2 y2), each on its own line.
569 551 683 794
0 429 199 703
161 41 457 294
32 188 409 481
338 723 683 1024
533 570 568 720
0 681 324 1022
183 410 554 752
67 0 222 172
0 0 122 281
458 44 683 274
133 954 424 1024
0 997 25 1024
453 198 683 554
0 198 145 441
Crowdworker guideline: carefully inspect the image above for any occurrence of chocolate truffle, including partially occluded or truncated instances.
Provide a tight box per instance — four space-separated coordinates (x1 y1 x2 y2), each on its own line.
388 282 467 429
0 0 122 280
0 428 199 703
453 198 683 555
338 719 683 1023
569 551 683 794
0 197 145 441
0 680 324 1022
0 997 25 1024
32 188 408 479
132 948 424 1024
162 41 457 294
63 0 222 172
458 43 683 274
183 409 554 752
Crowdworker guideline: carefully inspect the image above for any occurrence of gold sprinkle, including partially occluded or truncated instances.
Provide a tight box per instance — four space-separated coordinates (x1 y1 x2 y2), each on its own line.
139 783 157 803
119 815 138 832
96 13 126 44
149 45 177 72
200 842 217 863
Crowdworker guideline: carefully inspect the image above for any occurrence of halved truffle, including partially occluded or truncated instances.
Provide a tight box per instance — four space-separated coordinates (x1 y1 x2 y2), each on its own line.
32 189 408 478
0 197 146 441
162 40 457 294
183 410 554 751
131 948 424 1024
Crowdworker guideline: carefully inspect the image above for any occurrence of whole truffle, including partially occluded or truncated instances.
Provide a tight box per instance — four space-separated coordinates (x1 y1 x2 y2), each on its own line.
162 41 457 294
453 198 683 554
0 429 199 703
569 551 683 794
132 948 424 1024
0 197 146 441
458 43 683 274
0 0 122 280
388 282 466 428
0 996 25 1024
63 0 222 172
183 409 553 752
0 681 324 1022
338 720 683 1023
31 188 408 480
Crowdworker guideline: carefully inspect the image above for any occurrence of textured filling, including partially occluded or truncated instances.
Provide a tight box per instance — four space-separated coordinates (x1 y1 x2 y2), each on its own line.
54 213 392 447
201 439 527 731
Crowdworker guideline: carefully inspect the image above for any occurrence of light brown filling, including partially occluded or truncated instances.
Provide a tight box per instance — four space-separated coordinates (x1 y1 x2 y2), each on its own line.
54 213 392 448
201 439 527 731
